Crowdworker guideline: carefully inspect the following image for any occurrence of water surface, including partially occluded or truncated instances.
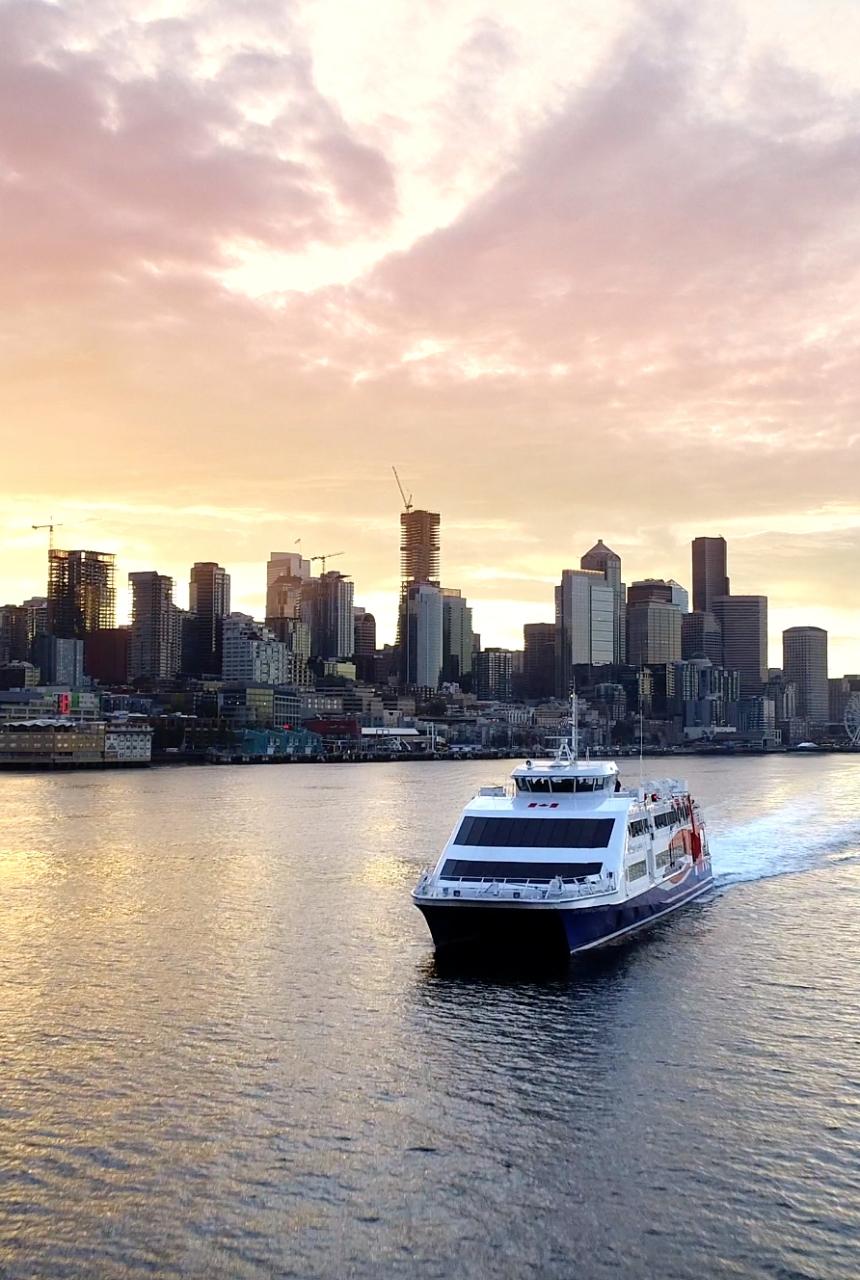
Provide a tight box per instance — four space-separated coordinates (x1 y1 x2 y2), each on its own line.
1 756 859 1278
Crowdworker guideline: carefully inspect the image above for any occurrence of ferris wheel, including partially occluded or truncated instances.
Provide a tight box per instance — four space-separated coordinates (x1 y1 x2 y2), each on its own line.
845 693 860 747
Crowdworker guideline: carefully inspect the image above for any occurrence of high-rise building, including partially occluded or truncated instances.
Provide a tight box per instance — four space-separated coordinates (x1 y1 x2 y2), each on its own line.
266 552 311 619
222 614 290 685
403 582 443 690
441 589 473 683
523 622 556 700
185 562 231 676
713 595 768 694
400 510 440 586
353 607 377 682
397 506 441 688
626 600 682 667
475 647 513 701
129 572 180 680
782 627 828 726
555 569 614 695
692 537 730 613
682 611 723 664
580 539 626 663
301 571 354 661
0 605 29 665
48 549 116 639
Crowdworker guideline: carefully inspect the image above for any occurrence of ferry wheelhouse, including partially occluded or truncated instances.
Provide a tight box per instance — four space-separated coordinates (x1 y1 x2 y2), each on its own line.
413 719 713 959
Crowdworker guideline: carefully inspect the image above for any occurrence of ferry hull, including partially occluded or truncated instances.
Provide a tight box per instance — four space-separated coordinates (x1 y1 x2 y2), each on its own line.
417 862 714 959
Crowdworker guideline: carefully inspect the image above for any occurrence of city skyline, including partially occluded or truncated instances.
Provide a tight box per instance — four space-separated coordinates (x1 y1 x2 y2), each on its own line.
3 516 856 680
2 1 859 672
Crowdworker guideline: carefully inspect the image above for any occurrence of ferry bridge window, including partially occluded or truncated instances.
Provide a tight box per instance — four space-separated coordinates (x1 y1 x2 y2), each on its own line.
441 859 603 883
453 816 615 849
627 859 648 880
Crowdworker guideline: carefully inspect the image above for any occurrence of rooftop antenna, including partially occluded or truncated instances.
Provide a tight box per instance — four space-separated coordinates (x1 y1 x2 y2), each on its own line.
294 537 303 556
309 551 344 575
392 466 413 512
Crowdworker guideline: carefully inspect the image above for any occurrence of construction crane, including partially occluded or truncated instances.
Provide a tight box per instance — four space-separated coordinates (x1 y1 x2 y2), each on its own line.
392 466 413 512
32 519 63 552
310 551 344 575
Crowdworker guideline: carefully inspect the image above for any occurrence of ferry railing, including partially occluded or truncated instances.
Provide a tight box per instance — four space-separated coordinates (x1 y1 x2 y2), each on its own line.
414 870 617 903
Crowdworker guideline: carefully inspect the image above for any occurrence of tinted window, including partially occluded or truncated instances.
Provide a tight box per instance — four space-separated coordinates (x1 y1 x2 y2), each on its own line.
453 816 614 849
441 859 603 883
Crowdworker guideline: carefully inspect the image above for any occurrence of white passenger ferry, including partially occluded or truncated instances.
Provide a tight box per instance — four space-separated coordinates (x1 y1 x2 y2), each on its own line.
413 703 713 959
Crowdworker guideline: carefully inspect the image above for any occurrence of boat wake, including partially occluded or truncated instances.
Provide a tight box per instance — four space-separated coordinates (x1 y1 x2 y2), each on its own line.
711 800 860 887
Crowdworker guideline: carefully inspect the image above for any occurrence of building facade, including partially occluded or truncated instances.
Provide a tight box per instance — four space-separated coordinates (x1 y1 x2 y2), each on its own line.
523 622 556 700
626 600 682 667
403 582 443 690
48 549 116 639
301 571 355 661
782 626 828 726
129 572 180 680
555 568 614 695
713 595 768 694
692 537 730 613
580 539 626 663
441 589 474 683
222 614 290 685
185 562 231 677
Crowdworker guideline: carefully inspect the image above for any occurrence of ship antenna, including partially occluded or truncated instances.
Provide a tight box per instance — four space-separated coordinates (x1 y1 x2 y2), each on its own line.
638 666 644 788
571 685 578 760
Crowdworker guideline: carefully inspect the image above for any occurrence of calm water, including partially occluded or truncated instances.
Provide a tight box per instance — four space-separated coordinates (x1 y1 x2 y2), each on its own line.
1 756 859 1279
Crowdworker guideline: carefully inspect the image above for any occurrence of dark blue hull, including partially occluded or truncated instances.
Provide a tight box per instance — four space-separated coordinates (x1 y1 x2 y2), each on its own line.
417 861 714 959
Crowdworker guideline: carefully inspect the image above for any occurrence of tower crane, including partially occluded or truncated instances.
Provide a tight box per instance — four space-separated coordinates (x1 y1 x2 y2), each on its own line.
392 466 413 512
310 551 344 575
32 519 63 553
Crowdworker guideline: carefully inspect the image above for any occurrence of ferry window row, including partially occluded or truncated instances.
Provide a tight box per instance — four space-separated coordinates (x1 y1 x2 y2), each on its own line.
628 817 649 838
515 777 614 793
656 849 672 869
453 816 615 849
653 810 677 830
441 859 603 884
627 859 648 881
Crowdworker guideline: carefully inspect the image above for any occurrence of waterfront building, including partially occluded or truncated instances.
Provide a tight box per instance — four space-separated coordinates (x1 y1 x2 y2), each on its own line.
301 571 355 660
441 589 473 683
782 627 829 726
580 539 627 663
713 595 768 694
32 635 85 687
682 610 722 664
129 572 180 680
0 662 40 690
222 614 290 685
402 582 443 690
475 647 514 701
692 537 730 613
737 696 779 746
555 568 614 694
626 599 682 667
48 549 116 639
523 622 556 700
185 562 231 677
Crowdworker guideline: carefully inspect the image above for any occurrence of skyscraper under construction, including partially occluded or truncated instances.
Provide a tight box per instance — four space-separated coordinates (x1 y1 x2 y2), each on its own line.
398 508 442 689
47 549 116 638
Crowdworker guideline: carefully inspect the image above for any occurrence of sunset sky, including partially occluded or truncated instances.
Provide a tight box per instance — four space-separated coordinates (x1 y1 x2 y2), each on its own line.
2 0 859 673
